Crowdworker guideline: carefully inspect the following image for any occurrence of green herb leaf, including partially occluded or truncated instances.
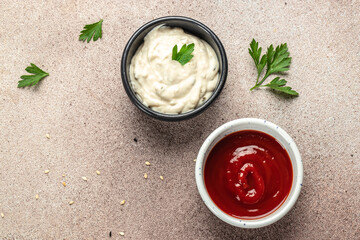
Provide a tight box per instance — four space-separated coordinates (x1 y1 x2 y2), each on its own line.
266 85 299 96
267 77 287 87
17 63 49 88
263 77 299 96
248 39 266 83
79 19 103 43
249 39 298 96
249 39 261 65
172 43 195 66
265 43 291 76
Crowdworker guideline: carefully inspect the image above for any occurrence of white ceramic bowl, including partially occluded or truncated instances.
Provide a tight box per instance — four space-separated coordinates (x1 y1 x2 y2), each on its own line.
195 118 303 228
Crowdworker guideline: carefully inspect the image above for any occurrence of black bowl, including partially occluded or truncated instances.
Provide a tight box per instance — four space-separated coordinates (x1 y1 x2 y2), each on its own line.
121 16 228 121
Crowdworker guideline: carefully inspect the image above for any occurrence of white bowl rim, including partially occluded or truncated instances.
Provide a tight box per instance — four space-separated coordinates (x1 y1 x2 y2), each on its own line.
195 118 303 228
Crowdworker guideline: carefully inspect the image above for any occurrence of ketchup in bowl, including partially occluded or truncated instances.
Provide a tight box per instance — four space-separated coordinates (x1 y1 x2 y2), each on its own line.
204 130 293 219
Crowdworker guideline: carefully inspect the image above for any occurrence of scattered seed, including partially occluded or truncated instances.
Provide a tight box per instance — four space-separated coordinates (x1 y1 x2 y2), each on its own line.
145 161 151 166
160 176 164 180
35 194 39 200
120 200 125 205
46 133 50 139
82 177 88 181
69 201 74 205
193 159 197 162
1 212 4 218
44 170 50 174
62 174 65 177
96 170 101 175
144 173 148 179
119 232 125 236
62 182 67 187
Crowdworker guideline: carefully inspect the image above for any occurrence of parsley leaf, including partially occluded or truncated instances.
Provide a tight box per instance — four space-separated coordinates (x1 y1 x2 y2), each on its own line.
262 77 299 96
248 39 267 84
79 19 103 43
172 43 195 66
249 39 298 96
265 43 291 77
17 63 49 88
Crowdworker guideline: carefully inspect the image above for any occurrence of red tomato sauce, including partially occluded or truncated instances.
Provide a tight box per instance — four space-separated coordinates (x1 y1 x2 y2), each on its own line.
204 130 293 219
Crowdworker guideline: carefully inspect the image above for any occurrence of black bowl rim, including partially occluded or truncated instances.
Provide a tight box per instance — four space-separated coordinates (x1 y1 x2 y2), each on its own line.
121 16 228 121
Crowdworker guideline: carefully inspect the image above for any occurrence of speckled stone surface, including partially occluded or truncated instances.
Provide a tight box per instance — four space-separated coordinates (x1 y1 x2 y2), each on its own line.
0 0 359 239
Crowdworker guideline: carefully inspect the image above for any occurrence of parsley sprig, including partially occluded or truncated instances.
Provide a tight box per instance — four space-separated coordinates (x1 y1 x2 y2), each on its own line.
79 19 103 43
17 63 49 88
172 43 194 66
249 39 298 96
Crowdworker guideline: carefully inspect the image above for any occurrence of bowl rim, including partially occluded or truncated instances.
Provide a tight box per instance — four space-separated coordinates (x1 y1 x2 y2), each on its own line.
195 118 303 228
121 16 228 121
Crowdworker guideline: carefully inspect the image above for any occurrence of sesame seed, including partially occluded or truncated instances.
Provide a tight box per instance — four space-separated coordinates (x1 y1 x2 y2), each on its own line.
69 201 74 205
1 212 4 218
44 170 50 174
35 194 39 199
96 170 101 175
193 159 197 162
46 133 50 139
82 177 88 181
145 161 151 166
119 232 125 236
62 174 65 177
62 182 67 187
120 200 125 205
144 173 148 179
160 176 164 180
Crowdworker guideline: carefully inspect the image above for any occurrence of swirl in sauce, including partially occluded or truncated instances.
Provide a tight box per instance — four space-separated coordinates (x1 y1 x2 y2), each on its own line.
205 130 293 219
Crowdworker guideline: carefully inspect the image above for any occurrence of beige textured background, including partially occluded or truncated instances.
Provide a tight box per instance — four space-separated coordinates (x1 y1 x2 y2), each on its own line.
0 0 359 239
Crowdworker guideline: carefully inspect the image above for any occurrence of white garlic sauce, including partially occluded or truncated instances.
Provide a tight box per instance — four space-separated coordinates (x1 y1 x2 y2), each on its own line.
130 25 219 114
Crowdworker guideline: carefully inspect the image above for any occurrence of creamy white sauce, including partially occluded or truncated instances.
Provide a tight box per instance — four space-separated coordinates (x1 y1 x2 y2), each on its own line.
129 26 219 114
